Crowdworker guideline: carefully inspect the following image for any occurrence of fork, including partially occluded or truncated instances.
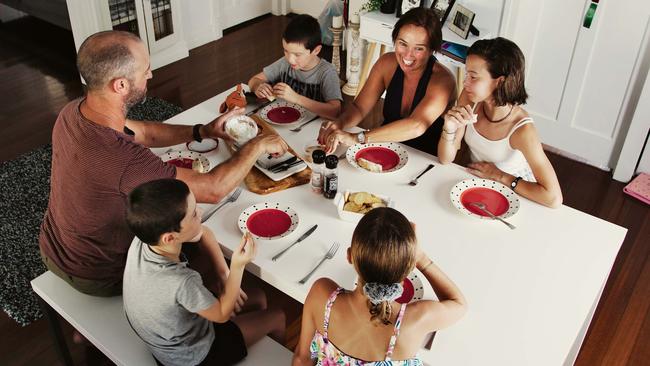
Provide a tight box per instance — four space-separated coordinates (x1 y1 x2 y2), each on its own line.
298 242 340 284
289 115 320 132
201 187 243 223
409 164 435 186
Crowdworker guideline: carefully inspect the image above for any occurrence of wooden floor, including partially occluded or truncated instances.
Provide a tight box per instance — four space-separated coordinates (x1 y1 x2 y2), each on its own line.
0 14 649 366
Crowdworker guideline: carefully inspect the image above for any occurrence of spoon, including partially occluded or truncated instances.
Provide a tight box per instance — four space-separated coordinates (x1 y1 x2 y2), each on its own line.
470 202 516 230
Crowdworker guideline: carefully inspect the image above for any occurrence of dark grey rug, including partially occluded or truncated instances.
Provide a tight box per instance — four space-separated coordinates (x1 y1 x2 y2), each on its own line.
0 96 182 326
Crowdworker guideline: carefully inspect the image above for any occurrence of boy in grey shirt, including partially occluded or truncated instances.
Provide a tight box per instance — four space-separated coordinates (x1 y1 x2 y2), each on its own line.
123 179 285 366
249 14 342 120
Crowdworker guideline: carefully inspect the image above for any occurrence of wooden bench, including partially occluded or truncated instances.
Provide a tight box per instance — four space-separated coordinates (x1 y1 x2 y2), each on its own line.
31 271 293 366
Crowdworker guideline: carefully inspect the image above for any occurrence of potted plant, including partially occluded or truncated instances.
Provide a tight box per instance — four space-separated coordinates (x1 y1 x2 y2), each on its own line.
362 0 397 14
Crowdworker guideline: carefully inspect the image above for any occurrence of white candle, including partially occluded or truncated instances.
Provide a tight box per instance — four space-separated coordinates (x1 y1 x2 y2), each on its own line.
351 13 360 24
332 15 343 28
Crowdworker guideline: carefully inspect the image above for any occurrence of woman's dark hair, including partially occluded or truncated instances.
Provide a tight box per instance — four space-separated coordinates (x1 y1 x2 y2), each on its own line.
282 14 322 51
351 207 417 325
126 179 190 245
392 7 443 52
468 37 529 106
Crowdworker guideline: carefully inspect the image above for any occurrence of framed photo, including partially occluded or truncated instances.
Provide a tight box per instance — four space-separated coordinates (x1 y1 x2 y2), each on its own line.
396 0 422 17
447 3 475 39
430 0 456 24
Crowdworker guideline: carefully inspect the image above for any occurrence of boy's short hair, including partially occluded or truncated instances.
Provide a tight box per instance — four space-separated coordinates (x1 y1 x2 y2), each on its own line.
282 14 322 51
126 179 190 245
467 37 529 106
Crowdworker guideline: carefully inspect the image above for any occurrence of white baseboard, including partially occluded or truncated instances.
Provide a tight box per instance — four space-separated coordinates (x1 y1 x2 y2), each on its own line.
543 144 610 172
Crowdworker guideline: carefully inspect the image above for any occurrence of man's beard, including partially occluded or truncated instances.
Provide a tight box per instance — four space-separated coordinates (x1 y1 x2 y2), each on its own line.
123 83 147 114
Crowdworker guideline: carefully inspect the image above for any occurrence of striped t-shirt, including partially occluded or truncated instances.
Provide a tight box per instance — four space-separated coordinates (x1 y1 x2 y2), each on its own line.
39 98 176 282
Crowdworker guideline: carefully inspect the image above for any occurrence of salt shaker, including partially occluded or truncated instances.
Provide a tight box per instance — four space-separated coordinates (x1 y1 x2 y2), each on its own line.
310 149 326 194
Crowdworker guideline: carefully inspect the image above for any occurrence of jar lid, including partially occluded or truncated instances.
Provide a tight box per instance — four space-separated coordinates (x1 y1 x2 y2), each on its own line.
324 154 339 169
312 149 326 164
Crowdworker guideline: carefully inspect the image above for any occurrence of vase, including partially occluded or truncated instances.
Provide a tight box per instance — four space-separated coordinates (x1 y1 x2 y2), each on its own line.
380 0 397 14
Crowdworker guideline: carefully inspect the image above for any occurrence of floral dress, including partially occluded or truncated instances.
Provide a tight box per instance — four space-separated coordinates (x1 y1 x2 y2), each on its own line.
310 287 423 366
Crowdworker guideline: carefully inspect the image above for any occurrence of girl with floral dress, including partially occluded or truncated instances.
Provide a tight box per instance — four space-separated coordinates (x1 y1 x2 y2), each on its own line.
292 207 467 365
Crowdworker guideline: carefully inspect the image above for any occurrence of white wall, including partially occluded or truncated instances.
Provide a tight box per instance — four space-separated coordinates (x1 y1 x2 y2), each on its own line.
288 0 326 17
180 0 220 49
638 143 650 174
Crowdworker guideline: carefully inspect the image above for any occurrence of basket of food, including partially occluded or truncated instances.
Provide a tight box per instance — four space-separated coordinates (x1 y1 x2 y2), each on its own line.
333 190 394 223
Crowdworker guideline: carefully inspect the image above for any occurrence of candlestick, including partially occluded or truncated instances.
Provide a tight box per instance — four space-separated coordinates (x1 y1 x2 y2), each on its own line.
332 15 343 28
342 18 361 96
329 26 344 86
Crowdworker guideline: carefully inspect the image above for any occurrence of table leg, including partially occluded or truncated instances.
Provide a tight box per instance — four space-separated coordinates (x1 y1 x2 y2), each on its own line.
39 297 74 366
356 42 377 97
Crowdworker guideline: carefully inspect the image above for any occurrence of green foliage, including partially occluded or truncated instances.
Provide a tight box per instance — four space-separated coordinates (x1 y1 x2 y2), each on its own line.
361 0 386 12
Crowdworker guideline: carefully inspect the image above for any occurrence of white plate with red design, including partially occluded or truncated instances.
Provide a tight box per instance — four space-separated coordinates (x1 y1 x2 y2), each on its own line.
238 203 300 240
395 272 424 304
346 142 409 173
161 150 210 173
258 100 315 126
450 178 520 219
186 138 218 153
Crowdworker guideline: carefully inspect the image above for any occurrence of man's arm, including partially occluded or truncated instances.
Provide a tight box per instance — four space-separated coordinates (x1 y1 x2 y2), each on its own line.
126 107 244 148
176 134 287 203
125 119 194 148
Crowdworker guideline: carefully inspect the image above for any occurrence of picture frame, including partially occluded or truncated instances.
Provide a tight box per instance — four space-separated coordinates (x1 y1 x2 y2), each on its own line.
447 3 475 39
396 0 422 18
430 0 456 24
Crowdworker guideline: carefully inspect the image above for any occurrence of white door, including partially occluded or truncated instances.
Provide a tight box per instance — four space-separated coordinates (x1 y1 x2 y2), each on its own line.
139 0 181 52
220 0 273 29
506 0 650 169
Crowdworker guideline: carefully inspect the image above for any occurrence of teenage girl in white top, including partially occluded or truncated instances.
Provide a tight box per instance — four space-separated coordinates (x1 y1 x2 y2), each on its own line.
437 37 562 208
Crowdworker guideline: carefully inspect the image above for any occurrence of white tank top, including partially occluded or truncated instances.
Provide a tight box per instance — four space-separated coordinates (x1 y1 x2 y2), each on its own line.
464 117 536 182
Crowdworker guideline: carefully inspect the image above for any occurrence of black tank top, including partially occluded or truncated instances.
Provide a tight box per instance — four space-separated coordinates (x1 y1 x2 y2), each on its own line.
382 55 443 156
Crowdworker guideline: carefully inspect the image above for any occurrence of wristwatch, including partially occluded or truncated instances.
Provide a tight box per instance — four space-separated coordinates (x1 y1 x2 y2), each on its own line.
357 131 367 144
192 124 203 142
510 176 522 191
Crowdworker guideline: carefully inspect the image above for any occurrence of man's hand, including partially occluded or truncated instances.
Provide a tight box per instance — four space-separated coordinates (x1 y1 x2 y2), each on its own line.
272 83 300 104
255 83 275 100
253 134 288 157
202 107 245 141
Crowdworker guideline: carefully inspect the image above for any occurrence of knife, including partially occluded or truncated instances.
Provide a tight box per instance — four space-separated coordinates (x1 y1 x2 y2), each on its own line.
272 224 318 261
266 156 298 171
271 159 305 173
246 99 274 116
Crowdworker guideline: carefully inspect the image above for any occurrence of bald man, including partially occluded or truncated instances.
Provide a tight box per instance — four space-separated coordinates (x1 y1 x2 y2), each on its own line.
39 31 287 296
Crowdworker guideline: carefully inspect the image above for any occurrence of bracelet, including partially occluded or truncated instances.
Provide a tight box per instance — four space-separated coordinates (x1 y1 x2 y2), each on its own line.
419 259 434 272
192 124 203 142
443 128 457 134
442 134 456 142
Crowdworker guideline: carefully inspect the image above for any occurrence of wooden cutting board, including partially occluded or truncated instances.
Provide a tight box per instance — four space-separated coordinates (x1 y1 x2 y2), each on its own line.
225 114 311 195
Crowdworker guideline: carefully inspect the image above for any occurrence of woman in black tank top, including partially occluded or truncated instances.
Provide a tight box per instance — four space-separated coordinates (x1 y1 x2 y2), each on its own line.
318 8 455 156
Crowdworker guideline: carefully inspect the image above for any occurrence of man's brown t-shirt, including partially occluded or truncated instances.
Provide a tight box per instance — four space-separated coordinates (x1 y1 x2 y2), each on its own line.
39 98 176 281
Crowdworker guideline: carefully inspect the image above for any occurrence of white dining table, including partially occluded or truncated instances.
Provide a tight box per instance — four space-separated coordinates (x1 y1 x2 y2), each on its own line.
153 86 627 366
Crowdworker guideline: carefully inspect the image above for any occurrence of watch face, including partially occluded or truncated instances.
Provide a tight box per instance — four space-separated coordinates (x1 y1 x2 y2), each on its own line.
402 0 421 13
